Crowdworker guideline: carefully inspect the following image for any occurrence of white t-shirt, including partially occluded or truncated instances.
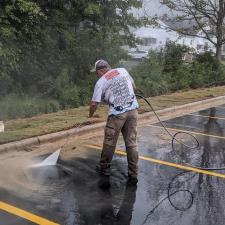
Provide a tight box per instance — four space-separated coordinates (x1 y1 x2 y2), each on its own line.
91 68 139 115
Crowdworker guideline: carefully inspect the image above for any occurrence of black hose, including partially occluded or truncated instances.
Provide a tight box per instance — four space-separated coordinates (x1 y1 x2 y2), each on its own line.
136 94 225 171
136 93 225 224
140 171 195 225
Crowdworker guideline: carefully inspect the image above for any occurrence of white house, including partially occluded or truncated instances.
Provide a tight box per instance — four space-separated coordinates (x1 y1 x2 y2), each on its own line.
131 21 216 58
134 26 178 52
133 20 179 52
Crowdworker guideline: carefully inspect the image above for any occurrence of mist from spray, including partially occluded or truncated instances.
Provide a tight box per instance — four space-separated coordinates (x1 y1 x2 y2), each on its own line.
0 149 62 200
31 149 61 167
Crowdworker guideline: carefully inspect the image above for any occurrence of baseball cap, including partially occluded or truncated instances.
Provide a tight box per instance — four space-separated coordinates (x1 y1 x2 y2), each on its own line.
90 59 111 72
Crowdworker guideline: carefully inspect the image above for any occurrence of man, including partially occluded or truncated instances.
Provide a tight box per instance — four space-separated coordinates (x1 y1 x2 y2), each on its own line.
89 59 139 185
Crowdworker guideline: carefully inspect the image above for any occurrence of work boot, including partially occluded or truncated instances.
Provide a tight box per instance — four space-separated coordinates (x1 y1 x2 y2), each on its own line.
127 175 138 186
96 165 111 176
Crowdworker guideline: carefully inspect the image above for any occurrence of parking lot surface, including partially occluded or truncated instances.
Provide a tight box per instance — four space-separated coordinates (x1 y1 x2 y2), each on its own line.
1 106 225 225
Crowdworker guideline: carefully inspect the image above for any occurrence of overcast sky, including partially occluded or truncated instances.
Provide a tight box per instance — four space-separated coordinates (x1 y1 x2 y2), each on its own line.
132 0 170 17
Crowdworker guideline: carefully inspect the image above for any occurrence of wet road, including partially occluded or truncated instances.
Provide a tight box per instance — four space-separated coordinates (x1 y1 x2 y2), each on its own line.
1 106 225 225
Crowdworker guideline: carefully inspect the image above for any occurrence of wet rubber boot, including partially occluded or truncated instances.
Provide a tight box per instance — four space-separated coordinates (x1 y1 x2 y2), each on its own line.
127 175 138 186
96 165 111 176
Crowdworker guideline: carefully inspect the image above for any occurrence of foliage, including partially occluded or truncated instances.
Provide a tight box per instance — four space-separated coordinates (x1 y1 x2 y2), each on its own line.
1 1 225 120
195 52 225 84
0 95 60 120
131 51 169 96
163 42 190 72
130 42 225 96
59 86 80 108
0 0 146 119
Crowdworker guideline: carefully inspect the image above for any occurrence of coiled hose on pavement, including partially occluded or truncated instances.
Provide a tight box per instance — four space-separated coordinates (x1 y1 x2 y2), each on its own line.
136 93 225 171
136 94 225 224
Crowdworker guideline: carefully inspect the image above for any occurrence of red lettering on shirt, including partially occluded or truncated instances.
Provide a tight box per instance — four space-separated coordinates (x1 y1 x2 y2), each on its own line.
105 70 120 80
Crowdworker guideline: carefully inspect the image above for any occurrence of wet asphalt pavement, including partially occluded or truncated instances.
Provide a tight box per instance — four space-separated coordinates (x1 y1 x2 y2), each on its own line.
1 106 225 225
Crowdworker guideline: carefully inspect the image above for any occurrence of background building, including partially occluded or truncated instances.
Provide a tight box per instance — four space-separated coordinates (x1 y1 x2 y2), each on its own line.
128 20 216 60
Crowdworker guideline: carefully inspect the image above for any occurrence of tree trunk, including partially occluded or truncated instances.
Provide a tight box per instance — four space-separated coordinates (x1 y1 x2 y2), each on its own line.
216 43 222 60
216 0 225 60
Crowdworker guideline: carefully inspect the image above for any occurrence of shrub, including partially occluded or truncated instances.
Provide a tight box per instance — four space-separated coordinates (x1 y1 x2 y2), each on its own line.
130 51 169 97
59 86 81 108
195 52 225 84
163 42 190 73
130 44 225 96
0 95 60 120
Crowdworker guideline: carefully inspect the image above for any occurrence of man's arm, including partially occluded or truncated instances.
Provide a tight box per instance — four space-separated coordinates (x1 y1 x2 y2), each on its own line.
89 101 99 117
90 81 102 117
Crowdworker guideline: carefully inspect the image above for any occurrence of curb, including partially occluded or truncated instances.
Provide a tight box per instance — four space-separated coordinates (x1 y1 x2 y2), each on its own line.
0 95 225 153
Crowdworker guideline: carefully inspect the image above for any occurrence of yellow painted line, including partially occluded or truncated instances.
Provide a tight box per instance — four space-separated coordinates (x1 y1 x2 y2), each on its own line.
84 144 225 179
0 201 60 225
187 113 225 120
147 124 225 140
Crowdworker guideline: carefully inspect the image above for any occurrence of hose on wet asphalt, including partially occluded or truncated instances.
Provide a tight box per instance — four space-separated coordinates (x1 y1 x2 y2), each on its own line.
140 171 195 225
136 93 225 171
136 93 225 224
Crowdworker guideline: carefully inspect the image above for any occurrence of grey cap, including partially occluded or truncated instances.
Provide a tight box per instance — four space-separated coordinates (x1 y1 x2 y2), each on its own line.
90 59 111 72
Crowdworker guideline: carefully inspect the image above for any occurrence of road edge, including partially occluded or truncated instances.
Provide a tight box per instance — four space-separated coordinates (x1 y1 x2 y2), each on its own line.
0 95 225 153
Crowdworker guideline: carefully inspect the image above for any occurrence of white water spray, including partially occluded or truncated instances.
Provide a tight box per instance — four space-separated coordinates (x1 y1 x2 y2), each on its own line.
32 149 61 167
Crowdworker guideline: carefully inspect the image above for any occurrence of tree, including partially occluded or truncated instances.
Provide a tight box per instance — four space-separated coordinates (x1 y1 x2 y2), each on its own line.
160 0 225 60
0 0 45 95
0 0 146 106
163 41 190 72
0 0 45 37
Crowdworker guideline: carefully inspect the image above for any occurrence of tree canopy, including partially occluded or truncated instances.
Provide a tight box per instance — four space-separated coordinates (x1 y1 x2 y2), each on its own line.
0 0 144 100
160 0 225 59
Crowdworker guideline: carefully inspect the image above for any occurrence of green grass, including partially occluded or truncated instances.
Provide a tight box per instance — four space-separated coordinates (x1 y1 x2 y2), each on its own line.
0 86 225 144
0 95 61 120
